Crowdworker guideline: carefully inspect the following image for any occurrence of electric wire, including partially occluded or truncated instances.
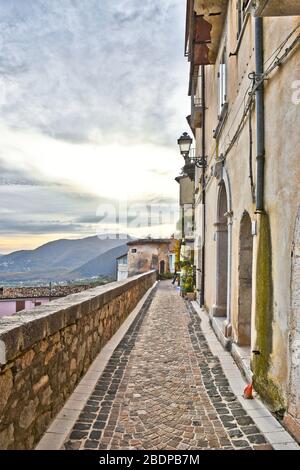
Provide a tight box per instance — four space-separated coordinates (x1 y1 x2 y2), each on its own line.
216 26 300 161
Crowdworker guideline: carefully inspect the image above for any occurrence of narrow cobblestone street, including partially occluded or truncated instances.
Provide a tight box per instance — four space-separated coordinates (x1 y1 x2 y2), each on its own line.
63 282 272 450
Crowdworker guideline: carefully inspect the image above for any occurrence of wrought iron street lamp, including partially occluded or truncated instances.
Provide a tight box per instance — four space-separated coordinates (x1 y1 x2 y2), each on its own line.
177 132 206 168
177 132 192 158
191 154 207 168
177 132 194 181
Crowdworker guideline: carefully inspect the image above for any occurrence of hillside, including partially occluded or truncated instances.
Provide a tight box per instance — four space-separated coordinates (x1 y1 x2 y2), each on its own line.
67 244 128 280
0 235 130 282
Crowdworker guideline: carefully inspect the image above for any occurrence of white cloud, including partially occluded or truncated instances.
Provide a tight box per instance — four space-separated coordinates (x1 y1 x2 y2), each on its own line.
0 0 190 251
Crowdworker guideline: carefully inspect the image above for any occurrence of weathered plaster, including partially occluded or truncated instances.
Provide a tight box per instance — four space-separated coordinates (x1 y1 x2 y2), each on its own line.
190 3 300 420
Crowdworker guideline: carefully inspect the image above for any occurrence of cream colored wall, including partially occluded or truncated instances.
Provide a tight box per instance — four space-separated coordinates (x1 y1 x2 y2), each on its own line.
180 176 194 205
203 176 217 311
193 1 300 404
263 16 300 399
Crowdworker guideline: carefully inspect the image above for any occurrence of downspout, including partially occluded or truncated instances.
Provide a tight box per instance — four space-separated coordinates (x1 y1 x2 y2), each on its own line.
252 16 283 410
200 65 206 307
255 17 265 212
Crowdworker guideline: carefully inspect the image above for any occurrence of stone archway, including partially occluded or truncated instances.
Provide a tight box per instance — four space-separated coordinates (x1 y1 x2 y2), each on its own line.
237 211 253 346
213 182 228 317
289 207 300 423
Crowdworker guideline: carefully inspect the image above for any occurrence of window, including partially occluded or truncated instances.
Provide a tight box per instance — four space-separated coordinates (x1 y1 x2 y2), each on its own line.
131 249 137 253
237 0 250 38
218 48 227 115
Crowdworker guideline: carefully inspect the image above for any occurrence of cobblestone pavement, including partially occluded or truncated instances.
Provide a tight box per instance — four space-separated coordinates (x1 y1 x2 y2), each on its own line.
63 282 272 450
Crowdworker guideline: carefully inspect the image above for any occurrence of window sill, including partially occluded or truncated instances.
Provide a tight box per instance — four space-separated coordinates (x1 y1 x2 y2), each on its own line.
213 102 228 140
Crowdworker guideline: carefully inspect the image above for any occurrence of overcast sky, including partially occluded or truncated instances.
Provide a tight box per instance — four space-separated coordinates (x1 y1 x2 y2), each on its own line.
0 0 189 253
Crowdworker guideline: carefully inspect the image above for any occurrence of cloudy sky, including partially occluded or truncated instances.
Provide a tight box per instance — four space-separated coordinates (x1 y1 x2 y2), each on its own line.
0 0 189 254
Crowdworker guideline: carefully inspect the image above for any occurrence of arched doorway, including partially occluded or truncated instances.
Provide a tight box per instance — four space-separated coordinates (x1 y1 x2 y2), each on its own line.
214 182 228 317
238 211 253 346
159 260 165 275
289 207 300 421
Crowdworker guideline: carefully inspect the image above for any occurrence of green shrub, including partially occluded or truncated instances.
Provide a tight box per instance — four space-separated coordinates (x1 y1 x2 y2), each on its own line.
159 272 173 280
180 265 195 293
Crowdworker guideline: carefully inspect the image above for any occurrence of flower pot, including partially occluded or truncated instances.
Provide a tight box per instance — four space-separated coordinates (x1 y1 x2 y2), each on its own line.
185 292 196 301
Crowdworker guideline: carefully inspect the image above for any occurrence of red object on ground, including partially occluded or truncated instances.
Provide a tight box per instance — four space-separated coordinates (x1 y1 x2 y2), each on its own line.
243 383 254 399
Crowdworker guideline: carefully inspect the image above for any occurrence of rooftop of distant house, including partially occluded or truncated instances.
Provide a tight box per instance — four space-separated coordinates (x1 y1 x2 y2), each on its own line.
0 284 94 300
127 238 172 246
116 253 128 260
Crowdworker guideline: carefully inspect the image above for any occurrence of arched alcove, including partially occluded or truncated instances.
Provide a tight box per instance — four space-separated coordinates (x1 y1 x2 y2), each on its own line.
214 182 228 317
237 211 253 346
289 207 300 421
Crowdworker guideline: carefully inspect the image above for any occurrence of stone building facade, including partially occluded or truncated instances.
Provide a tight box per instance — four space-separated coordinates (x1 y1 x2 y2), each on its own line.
127 239 176 277
180 0 300 440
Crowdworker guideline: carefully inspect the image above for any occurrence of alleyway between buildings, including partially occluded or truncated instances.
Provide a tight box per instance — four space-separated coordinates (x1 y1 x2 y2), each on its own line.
52 281 278 451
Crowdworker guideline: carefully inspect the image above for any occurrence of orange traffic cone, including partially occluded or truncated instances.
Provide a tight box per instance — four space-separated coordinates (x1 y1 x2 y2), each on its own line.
243 383 254 399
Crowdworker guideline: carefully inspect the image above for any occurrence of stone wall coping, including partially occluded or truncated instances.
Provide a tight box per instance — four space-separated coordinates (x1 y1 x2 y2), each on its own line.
0 271 156 365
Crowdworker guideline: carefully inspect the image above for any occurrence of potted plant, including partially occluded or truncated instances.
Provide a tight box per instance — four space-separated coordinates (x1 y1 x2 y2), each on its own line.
180 262 196 300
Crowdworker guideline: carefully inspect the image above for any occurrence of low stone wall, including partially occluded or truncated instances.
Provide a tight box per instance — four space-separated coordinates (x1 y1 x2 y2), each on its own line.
0 271 157 449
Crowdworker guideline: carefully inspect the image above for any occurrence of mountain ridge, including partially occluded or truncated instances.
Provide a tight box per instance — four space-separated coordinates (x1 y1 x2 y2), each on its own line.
67 244 129 280
0 235 131 282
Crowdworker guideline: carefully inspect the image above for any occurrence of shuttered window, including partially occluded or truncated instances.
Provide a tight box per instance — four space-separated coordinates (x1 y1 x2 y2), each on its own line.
218 49 227 115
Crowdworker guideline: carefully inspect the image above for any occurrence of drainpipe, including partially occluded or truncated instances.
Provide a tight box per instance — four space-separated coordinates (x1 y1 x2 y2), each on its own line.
255 17 265 213
200 65 206 307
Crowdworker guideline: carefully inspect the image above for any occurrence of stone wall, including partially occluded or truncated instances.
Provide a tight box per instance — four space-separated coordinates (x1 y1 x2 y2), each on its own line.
0 271 157 450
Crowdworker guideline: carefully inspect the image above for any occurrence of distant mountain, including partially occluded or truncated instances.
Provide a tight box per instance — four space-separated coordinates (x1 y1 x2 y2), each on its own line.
0 235 131 282
68 244 128 280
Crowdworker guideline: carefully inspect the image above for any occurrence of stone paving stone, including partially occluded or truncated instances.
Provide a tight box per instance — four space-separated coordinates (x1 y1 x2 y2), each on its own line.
63 282 273 451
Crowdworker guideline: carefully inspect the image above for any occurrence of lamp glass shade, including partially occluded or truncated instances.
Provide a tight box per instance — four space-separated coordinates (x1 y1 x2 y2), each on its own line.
177 132 192 155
